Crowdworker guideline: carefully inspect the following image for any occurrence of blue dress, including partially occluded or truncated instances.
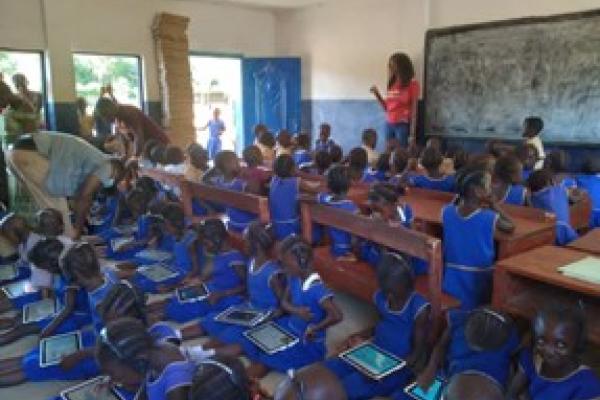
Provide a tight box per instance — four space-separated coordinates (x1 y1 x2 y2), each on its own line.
212 176 258 233
207 119 225 160
164 250 246 323
530 185 578 245
269 177 301 240
252 274 334 372
442 205 498 310
146 360 196 400
518 349 600 400
559 176 578 190
293 149 312 166
446 309 519 388
409 175 455 193
326 291 429 400
317 194 359 257
501 184 526 206
576 174 600 228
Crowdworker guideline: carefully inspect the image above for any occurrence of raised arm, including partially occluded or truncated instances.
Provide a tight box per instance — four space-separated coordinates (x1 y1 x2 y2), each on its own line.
370 85 387 111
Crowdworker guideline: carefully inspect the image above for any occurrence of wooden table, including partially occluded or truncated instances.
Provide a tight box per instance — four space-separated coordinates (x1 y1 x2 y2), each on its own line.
492 245 600 345
568 229 600 256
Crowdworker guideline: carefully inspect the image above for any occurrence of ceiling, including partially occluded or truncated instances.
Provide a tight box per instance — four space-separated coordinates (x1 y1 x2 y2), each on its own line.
179 0 322 9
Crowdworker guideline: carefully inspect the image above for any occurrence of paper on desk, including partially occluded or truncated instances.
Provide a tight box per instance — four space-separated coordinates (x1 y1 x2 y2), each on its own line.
558 257 600 285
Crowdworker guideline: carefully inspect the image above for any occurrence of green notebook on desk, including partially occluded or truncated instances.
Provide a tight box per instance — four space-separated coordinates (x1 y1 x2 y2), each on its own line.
558 257 600 285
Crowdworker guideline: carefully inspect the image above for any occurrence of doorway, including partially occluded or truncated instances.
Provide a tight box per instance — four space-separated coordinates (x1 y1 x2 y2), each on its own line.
189 55 242 154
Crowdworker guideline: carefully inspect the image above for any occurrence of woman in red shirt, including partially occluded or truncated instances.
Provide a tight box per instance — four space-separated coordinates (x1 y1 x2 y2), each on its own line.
371 53 420 147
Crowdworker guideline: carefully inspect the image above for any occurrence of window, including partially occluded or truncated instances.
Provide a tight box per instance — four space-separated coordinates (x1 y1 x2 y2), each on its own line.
72 53 143 114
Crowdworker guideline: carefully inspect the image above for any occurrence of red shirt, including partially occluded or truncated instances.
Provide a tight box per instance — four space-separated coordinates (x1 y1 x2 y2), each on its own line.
385 79 420 124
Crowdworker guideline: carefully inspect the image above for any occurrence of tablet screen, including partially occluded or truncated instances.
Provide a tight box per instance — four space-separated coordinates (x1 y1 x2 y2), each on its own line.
40 332 81 367
405 378 444 400
341 343 405 379
110 237 134 252
61 376 124 400
23 298 58 323
177 285 208 301
136 249 172 262
245 322 298 354
139 264 178 282
228 310 261 322
3 280 36 298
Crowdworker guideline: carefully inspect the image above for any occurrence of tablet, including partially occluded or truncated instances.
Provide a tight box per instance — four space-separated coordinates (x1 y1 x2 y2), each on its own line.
0 264 18 281
175 284 209 303
110 236 135 252
2 280 36 299
243 321 298 355
137 264 179 282
404 377 444 400
135 249 173 263
39 331 82 368
215 305 269 327
23 298 60 324
339 342 406 380
60 376 126 400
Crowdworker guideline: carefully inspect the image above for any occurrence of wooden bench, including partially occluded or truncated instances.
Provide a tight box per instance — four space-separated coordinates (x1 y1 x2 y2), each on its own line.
300 201 459 334
568 228 600 256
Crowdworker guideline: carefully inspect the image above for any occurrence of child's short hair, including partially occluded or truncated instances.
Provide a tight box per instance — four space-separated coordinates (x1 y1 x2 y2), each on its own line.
391 147 409 174
524 116 544 135
254 123 268 138
326 165 351 195
95 317 153 372
277 130 292 148
361 129 377 148
99 282 147 324
296 132 311 149
190 355 251 400
535 302 587 353
314 150 332 172
376 252 414 294
420 146 443 172
348 147 368 171
214 150 238 173
258 131 276 148
163 145 185 165
135 176 159 198
60 242 101 282
36 208 63 237
493 154 522 184
274 154 295 178
187 143 208 170
242 145 263 167
28 238 63 274
444 372 504 400
319 123 331 135
465 307 514 351
329 144 343 163
368 183 403 204
161 202 185 231
279 235 313 271
543 150 568 174
527 169 553 193
245 221 275 254
446 145 468 171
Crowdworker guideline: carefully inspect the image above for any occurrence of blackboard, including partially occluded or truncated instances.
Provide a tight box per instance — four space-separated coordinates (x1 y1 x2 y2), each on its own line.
425 9 600 144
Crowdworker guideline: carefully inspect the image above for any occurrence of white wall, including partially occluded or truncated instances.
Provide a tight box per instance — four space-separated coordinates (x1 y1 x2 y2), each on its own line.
0 0 276 103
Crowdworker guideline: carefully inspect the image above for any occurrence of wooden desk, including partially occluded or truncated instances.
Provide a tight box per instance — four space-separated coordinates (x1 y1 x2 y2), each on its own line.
493 245 600 345
568 229 600 256
570 193 592 231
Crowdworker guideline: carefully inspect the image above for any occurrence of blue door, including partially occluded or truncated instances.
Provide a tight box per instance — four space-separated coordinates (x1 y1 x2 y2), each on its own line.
242 57 301 147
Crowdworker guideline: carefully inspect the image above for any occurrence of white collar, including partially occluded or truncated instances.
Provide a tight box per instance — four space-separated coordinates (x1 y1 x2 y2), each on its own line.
302 273 321 291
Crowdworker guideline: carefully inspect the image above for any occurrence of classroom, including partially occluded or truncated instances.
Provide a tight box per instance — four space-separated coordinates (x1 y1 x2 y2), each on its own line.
1 0 600 399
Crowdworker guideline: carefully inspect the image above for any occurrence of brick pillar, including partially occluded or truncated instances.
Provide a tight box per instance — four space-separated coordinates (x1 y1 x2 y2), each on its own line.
152 13 195 148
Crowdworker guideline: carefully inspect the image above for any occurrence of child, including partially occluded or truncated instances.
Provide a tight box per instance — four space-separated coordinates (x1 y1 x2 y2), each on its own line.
274 364 348 400
544 150 577 190
162 145 186 174
276 129 293 157
247 235 343 379
140 139 160 169
523 116 545 170
442 166 514 309
361 128 379 167
372 152 391 182
507 304 600 400
184 143 209 182
528 169 578 245
325 253 429 399
270 154 302 239
409 146 455 192
96 317 196 400
493 154 527 205
446 145 469 172
443 373 504 400
315 123 336 153
517 143 539 181
348 147 376 183
576 158 600 228
317 165 360 259
416 307 519 395
190 355 257 400
257 131 276 166
253 123 268 145
202 108 225 160
293 132 312 167
389 146 410 186
241 145 271 196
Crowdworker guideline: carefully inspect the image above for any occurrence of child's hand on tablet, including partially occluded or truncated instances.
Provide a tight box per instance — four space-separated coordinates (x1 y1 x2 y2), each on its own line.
416 366 436 392
60 352 82 371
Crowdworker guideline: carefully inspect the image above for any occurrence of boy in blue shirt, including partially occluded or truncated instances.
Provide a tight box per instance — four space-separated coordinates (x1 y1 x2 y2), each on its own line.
202 108 225 160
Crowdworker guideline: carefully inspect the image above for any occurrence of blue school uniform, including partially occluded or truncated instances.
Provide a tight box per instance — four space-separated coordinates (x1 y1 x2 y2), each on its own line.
560 176 578 190
523 169 533 182
90 194 119 235
446 309 519 388
294 149 312 166
501 184 526 206
530 185 578 245
146 360 196 400
442 204 498 310
576 174 600 228
253 273 334 372
269 177 301 240
164 250 246 323
212 176 257 233
325 291 429 400
409 174 456 192
518 349 600 400
88 270 119 332
317 193 359 257
33 276 91 333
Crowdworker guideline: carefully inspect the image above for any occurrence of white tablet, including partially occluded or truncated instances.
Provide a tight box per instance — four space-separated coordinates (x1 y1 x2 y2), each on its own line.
2 280 36 299
137 264 179 282
339 342 406 380
23 298 60 324
39 331 82 368
243 321 298 355
135 249 173 263
175 284 209 303
215 305 269 327
0 264 18 281
110 236 135 252
60 376 126 400
404 377 445 400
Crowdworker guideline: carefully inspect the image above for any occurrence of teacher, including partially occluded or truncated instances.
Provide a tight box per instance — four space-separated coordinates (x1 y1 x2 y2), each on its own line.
370 52 420 146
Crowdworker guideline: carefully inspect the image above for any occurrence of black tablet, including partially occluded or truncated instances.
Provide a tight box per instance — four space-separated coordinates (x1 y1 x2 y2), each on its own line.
215 306 269 327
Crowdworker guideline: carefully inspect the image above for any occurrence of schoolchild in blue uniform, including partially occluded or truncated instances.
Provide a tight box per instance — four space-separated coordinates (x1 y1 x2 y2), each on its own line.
294 132 313 167
326 253 430 400
203 108 225 160
160 218 246 324
270 154 302 240
97 317 196 400
317 165 360 259
89 186 121 235
315 123 336 153
412 307 519 399
210 150 258 233
493 154 527 206
528 169 578 245
544 150 577 190
189 355 254 400
348 147 377 184
576 158 600 228
442 165 515 310
409 146 455 192
508 304 600 400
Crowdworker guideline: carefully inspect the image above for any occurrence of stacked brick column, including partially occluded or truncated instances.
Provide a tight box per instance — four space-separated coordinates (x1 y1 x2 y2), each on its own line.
152 13 195 148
